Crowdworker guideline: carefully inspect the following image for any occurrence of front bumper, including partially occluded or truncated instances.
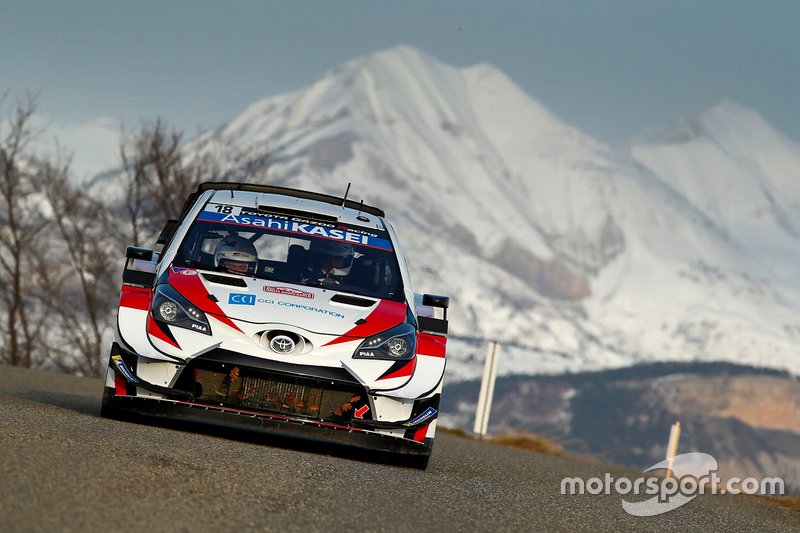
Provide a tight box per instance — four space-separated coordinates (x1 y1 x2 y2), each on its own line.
105 343 436 455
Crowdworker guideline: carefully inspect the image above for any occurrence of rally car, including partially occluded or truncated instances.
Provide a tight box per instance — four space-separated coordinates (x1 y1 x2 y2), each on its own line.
101 182 449 468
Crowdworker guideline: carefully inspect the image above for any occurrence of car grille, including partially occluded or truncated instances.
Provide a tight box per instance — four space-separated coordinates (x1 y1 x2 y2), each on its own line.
193 367 363 422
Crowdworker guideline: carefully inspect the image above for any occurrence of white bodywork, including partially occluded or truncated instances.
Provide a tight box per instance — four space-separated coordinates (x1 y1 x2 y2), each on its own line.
108 188 447 445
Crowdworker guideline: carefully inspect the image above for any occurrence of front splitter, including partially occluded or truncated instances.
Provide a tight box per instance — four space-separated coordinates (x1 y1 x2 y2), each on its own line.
103 395 431 457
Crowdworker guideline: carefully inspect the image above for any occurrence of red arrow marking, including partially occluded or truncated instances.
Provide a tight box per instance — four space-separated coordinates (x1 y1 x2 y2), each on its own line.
354 405 370 419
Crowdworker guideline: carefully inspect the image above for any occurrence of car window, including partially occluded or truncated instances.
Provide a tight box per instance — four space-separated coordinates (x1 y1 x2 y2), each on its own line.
173 217 404 302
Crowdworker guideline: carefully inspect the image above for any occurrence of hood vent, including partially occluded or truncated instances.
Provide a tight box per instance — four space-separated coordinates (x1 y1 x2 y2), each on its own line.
330 294 376 307
201 273 248 287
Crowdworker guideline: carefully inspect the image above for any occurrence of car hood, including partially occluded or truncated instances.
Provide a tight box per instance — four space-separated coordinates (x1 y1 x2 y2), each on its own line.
165 266 406 338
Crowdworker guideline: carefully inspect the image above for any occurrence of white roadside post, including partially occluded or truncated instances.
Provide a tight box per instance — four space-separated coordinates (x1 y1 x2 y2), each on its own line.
473 340 500 438
665 421 681 478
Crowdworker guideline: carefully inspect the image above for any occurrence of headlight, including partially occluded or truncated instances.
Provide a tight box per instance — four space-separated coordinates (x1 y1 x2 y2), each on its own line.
353 322 416 361
151 284 211 335
158 301 179 321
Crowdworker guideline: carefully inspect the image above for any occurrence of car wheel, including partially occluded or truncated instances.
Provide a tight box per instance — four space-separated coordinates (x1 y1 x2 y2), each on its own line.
397 453 430 470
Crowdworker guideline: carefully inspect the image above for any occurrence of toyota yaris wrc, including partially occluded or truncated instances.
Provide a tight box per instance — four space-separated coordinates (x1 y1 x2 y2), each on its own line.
102 182 449 468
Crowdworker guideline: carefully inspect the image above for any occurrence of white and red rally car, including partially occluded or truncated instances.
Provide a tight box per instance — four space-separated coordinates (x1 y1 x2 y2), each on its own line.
102 183 449 468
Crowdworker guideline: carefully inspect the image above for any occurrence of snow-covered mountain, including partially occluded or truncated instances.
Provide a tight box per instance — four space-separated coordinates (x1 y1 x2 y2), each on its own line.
94 45 800 380
630 100 800 286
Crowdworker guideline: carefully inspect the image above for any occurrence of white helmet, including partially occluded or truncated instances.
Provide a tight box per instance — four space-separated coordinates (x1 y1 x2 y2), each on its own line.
310 239 354 276
213 236 258 275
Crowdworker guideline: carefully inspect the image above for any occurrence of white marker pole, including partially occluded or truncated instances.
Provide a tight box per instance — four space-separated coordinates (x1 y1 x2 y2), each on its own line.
665 421 681 478
474 340 500 438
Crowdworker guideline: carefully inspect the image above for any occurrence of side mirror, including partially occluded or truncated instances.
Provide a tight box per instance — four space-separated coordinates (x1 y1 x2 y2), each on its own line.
415 293 450 336
422 294 449 309
123 246 158 287
126 246 154 261
156 219 180 246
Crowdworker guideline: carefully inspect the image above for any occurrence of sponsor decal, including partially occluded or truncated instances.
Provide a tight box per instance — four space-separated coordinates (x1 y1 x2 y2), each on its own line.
354 405 370 419
207 204 242 216
190 322 209 333
264 286 314 299
111 355 139 383
229 293 256 305
239 207 381 238
405 407 438 427
197 209 393 251
257 298 345 319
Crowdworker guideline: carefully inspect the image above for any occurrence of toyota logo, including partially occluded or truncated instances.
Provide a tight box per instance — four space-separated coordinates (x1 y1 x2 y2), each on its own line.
269 335 296 354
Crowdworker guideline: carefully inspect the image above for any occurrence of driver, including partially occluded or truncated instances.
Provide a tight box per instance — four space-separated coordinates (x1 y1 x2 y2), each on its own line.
305 239 355 281
213 235 259 275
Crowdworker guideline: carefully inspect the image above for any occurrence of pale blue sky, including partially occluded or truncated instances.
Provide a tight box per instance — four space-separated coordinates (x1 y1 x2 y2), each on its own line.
1 0 798 142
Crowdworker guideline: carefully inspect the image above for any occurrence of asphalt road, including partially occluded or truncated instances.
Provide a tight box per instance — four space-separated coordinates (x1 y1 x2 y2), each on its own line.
0 364 796 532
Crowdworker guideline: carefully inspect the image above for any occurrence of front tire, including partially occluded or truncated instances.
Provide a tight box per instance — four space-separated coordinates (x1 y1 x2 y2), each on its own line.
100 385 128 420
395 453 430 470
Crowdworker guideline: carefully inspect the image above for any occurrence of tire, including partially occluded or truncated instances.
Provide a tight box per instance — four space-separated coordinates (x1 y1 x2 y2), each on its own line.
397 453 430 470
100 388 128 420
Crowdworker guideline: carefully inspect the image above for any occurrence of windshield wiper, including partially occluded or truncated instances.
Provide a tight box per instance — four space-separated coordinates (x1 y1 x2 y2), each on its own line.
188 260 217 271
298 278 327 289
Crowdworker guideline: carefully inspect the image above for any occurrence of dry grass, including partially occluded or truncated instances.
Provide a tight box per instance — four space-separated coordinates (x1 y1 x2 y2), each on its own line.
487 432 563 456
756 495 800 512
438 426 562 455
436 426 473 439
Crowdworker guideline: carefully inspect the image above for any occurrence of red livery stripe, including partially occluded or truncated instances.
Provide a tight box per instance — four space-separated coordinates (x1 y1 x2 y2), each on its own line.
167 268 242 332
147 314 181 350
417 332 446 358
119 286 152 311
324 299 406 346
412 424 429 442
376 357 417 381
114 372 127 396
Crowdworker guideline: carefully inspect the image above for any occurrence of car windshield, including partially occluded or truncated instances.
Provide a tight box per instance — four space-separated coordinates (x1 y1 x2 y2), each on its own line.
172 208 404 302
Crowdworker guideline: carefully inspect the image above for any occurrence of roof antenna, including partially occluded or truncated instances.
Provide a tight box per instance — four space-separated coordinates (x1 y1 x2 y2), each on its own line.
341 182 351 206
230 181 241 199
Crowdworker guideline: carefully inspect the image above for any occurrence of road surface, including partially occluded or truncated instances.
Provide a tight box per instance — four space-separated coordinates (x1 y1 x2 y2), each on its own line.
0 365 795 532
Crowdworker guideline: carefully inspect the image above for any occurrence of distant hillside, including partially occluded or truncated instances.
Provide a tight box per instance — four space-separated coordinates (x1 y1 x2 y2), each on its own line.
441 362 800 491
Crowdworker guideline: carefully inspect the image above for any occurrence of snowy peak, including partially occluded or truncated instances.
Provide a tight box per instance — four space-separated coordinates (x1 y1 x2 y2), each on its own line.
356 43 452 79
633 99 800 209
651 100 797 154
630 100 800 283
221 45 591 159
216 45 605 263
696 100 772 137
